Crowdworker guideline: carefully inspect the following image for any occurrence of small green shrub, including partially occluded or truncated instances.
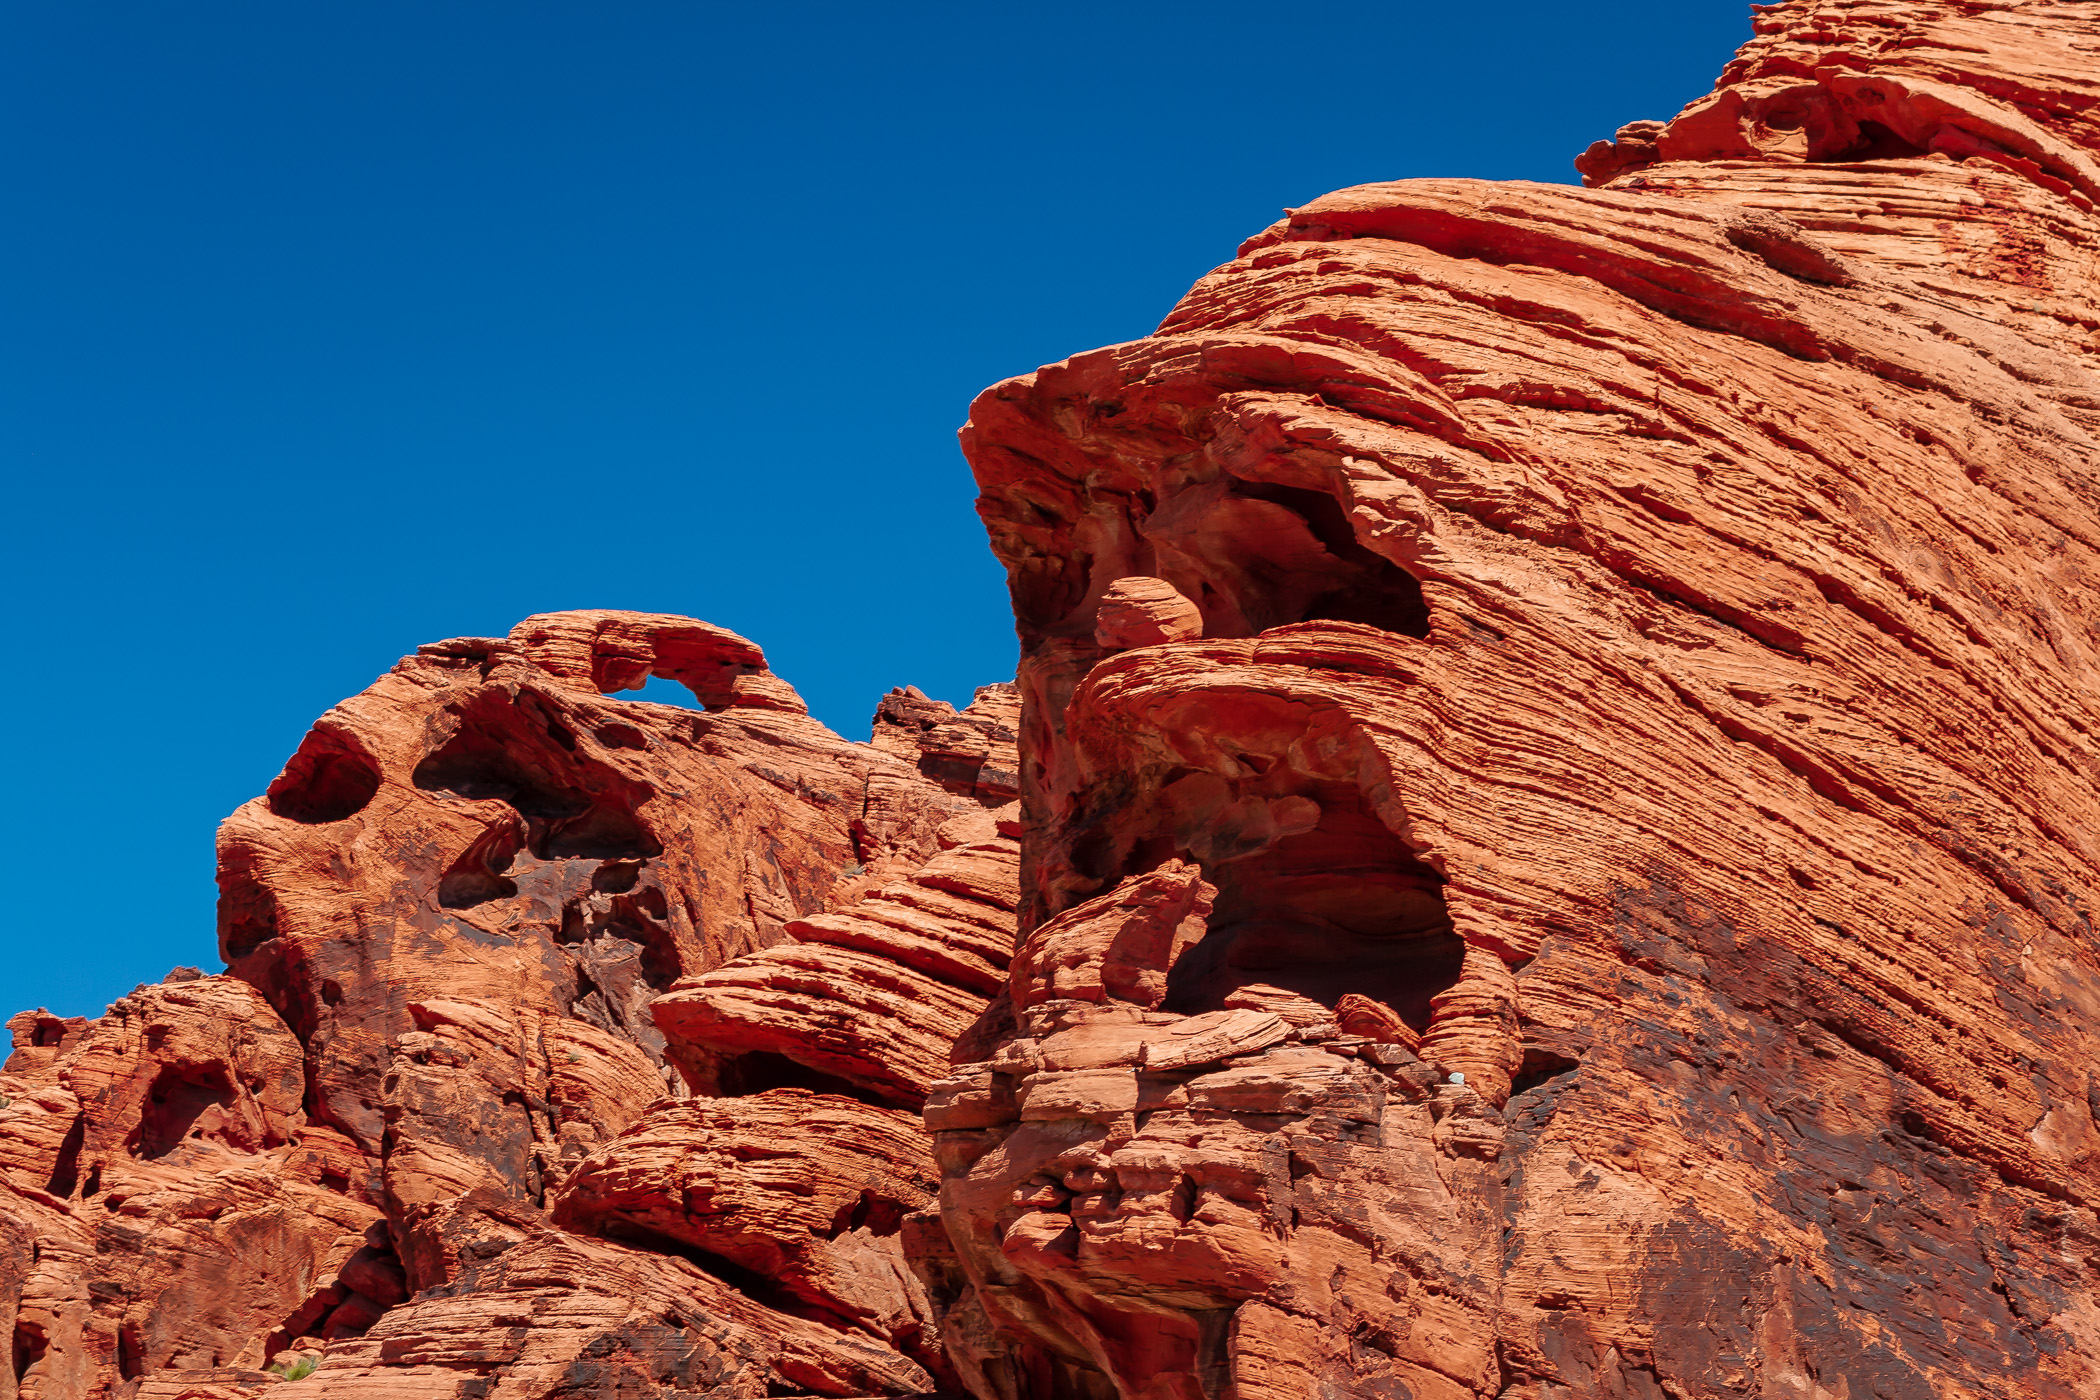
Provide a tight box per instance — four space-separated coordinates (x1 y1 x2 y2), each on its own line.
269 1353 319 1381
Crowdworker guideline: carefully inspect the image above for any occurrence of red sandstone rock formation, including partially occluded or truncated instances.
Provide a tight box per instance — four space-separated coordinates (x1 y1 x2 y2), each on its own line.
920 2 2100 1396
0 611 1015 1397
9 3 2100 1397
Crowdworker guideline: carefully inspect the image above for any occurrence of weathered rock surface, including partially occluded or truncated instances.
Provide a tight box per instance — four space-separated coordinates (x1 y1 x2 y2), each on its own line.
538 799 1024 1396
12 3 2100 1398
651 807 1022 1108
925 2 2100 1396
871 684 1021 809
1 611 1006 1397
0 978 386 1395
550 1092 941 1365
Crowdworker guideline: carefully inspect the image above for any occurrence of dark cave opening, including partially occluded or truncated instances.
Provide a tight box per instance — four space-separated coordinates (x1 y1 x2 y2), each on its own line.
266 731 383 825
1827 120 1929 162
558 878 679 990
412 690 662 865
1227 479 1432 638
711 1051 899 1109
437 819 524 909
1159 786 1463 1027
1072 757 1464 1031
43 1113 84 1198
1120 473 1433 644
1510 1049 1581 1097
829 1188 909 1238
12 1323 46 1383
133 1065 239 1159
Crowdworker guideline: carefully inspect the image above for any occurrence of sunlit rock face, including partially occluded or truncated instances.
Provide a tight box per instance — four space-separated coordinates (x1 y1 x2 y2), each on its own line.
10 3 2100 1397
0 611 1022 1398
916 3 2100 1397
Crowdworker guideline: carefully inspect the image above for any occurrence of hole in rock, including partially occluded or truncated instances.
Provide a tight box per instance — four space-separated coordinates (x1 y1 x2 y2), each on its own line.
711 1051 897 1108
626 675 705 709
1510 1050 1580 1097
1231 480 1432 638
583 625 767 710
220 894 326 1097
592 859 644 894
558 887 678 991
438 821 524 909
543 802 658 861
1128 776 1463 1029
415 729 586 819
13 1323 46 1383
267 734 383 825
133 1066 238 1159
829 1189 910 1238
529 696 580 753
218 864 282 963
1828 120 1928 162
116 1324 143 1381
595 721 650 750
1138 477 1431 641
415 690 662 864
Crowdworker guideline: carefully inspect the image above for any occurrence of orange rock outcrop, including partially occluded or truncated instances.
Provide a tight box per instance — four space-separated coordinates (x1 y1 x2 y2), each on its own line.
922 2 2100 1396
1 612 1017 1397
7 2 2100 1397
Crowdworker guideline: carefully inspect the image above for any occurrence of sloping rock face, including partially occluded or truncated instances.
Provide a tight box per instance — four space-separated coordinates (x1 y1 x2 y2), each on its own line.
926 3 2100 1397
0 611 1017 1398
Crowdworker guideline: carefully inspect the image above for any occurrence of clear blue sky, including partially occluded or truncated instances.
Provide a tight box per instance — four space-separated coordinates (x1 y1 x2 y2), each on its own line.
2 1 1750 1018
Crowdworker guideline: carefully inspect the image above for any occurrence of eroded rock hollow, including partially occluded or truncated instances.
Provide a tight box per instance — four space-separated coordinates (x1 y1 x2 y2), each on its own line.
1 612 1021 1397
7 1 2100 1396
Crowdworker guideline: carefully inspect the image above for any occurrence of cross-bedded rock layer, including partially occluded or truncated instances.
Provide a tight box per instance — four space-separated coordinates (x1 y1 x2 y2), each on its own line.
0 611 1018 1398
925 2 2100 1397
7 3 2100 1397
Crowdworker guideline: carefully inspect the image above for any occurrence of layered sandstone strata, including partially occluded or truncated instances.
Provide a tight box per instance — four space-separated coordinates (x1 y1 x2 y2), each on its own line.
6 2 2100 1398
0 611 1016 1398
922 2 2100 1396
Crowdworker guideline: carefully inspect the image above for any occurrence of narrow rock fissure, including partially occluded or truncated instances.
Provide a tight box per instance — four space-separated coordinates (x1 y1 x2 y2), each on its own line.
11 1324 46 1384
43 1112 84 1198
